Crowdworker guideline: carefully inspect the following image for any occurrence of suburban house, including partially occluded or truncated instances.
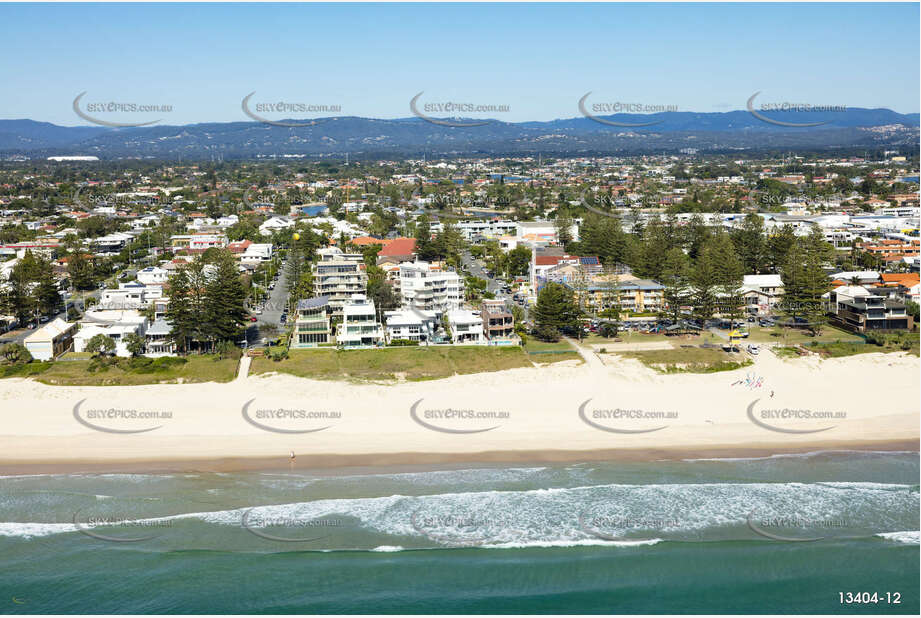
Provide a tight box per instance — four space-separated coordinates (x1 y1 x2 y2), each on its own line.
398 261 464 314
312 247 368 317
336 294 384 348
480 299 515 342
99 281 164 310
376 237 417 266
291 296 332 348
23 318 77 361
170 233 228 253
258 216 295 236
89 232 134 255
384 307 438 343
826 285 913 332
240 243 274 263
447 309 485 345
136 266 169 285
740 274 785 317
74 312 149 357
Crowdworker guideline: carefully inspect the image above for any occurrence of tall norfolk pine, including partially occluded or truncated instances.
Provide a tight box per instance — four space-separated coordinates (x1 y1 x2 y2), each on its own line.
165 249 248 353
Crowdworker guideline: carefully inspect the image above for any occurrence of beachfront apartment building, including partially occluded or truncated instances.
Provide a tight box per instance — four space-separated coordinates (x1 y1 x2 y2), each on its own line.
291 296 332 348
336 294 384 348
447 309 485 345
312 247 368 317
480 299 515 342
398 261 464 314
384 307 438 343
826 285 913 332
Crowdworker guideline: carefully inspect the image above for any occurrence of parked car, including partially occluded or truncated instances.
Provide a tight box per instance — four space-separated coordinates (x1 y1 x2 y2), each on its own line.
747 344 760 355
250 316 258 322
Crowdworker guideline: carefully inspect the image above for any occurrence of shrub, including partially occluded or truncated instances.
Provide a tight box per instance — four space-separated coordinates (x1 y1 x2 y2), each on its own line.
0 343 31 364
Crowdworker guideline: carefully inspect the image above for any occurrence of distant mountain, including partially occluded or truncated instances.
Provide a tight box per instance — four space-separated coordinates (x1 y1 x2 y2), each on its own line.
0 120 109 150
0 109 917 160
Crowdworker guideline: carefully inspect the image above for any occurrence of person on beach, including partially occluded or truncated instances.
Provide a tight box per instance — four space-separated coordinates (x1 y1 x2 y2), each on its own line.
289 450 296 462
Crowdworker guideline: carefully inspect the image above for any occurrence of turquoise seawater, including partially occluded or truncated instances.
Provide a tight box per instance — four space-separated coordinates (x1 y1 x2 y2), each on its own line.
1 451 918 614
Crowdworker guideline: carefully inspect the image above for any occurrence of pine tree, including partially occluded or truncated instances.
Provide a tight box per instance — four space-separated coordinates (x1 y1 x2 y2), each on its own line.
203 250 248 348
533 282 581 341
659 247 690 323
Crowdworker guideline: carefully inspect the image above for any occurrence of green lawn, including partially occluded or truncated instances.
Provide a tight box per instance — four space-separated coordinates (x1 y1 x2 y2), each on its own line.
522 339 583 363
251 345 534 382
806 336 920 358
618 346 753 374
743 324 863 345
1 355 238 386
582 331 675 344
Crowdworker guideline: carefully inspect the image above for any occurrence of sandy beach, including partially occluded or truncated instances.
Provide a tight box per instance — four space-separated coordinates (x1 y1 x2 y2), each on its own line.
1 350 917 474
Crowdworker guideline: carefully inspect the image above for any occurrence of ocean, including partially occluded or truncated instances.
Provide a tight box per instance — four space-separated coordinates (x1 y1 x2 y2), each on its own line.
1 451 918 614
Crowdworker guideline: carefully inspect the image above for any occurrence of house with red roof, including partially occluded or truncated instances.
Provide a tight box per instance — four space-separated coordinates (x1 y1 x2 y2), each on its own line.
376 237 417 265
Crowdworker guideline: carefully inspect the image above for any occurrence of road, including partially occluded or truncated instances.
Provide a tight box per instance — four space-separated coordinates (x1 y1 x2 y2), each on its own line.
460 250 530 323
251 258 290 345
461 250 503 295
0 289 101 345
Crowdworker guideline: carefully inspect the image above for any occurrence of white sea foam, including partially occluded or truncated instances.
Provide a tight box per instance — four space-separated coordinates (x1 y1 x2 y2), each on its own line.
2 482 916 546
876 530 919 545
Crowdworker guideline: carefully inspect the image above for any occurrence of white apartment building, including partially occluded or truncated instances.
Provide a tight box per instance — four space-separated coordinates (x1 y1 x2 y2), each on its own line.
336 294 384 348
384 307 438 343
313 247 368 317
398 261 464 314
447 309 485 345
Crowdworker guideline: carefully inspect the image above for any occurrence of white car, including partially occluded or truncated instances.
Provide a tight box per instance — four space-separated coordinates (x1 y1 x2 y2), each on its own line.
747 344 760 355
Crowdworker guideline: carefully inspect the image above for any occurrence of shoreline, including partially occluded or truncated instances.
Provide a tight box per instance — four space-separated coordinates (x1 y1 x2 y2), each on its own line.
0 439 918 476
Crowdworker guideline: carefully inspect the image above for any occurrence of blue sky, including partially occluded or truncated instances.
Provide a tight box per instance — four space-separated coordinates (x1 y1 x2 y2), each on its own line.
1 2 918 126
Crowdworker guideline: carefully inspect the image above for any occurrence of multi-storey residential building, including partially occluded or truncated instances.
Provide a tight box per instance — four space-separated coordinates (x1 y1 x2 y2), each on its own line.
480 299 515 341
291 296 332 348
384 307 438 343
313 247 367 317
336 294 384 348
398 261 464 314
447 309 485 345
99 281 164 310
826 285 913 331
566 278 665 314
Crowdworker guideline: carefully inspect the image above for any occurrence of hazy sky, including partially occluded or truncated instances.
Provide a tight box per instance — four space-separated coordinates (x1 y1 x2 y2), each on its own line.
1 2 918 126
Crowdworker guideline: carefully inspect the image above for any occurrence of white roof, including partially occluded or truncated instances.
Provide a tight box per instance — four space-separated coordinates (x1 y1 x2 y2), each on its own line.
831 270 879 281
742 274 783 288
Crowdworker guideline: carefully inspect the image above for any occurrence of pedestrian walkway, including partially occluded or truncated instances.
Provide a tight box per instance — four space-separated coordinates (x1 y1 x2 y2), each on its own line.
236 355 251 380
563 336 605 371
